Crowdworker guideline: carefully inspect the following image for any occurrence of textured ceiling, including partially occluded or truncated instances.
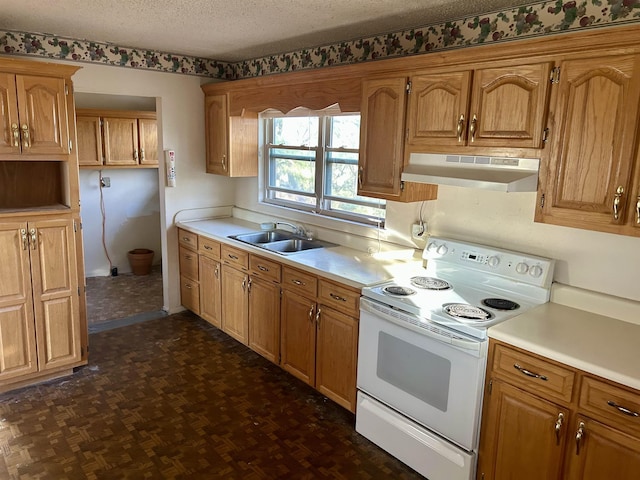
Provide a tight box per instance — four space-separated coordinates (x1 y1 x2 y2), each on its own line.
1 0 535 62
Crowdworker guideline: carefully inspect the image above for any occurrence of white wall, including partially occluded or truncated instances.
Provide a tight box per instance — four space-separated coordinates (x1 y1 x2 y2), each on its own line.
235 178 640 303
69 62 236 313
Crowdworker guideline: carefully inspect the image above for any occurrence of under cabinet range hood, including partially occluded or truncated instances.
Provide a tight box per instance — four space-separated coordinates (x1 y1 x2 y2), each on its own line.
401 153 540 192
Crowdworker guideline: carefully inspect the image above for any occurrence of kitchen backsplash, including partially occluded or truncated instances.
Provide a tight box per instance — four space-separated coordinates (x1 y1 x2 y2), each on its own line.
1 0 639 78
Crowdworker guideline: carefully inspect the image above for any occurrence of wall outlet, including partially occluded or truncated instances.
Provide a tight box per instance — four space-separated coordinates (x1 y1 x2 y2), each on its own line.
101 176 111 188
411 223 426 240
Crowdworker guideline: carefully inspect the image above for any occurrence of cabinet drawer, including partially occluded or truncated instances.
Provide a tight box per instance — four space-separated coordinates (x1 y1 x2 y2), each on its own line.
178 228 198 250
318 279 360 317
579 376 640 438
198 236 221 259
249 255 281 283
282 267 317 298
221 245 249 270
491 343 576 403
180 275 200 315
179 246 198 280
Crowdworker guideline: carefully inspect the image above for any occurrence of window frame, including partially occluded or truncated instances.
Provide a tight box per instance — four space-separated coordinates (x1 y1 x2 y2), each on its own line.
261 110 385 227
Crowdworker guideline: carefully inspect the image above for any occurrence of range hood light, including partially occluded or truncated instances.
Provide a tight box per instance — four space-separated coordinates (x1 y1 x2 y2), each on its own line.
401 154 540 192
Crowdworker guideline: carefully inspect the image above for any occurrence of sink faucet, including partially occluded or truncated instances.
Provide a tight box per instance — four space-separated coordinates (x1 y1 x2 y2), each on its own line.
276 221 309 239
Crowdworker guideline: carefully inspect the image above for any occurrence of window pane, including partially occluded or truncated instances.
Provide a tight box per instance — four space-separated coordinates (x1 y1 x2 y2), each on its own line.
273 117 319 147
329 200 386 220
269 148 315 193
328 115 360 149
325 153 358 198
274 191 316 206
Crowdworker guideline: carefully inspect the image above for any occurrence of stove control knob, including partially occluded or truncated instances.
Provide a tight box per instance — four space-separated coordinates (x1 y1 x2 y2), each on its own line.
529 265 544 278
515 262 529 274
487 256 500 268
427 242 438 253
436 244 449 256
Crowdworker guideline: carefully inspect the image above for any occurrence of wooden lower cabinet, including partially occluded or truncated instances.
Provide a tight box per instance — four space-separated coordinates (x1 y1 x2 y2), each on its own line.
248 276 280 363
280 289 317 386
478 340 640 480
198 255 221 328
315 305 358 411
0 217 82 390
221 264 249 344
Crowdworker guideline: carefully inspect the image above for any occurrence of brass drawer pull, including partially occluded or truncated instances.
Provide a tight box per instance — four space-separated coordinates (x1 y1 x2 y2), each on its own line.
257 265 269 272
292 279 306 286
204 245 213 250
182 236 191 242
184 284 192 289
329 293 347 302
184 254 193 260
607 400 640 417
514 363 548 381
228 254 239 260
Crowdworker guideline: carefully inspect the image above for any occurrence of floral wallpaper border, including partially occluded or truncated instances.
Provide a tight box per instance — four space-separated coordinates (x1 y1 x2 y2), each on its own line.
1 0 639 80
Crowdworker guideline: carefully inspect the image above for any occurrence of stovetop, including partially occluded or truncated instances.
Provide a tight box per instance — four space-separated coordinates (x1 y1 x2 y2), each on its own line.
361 237 555 340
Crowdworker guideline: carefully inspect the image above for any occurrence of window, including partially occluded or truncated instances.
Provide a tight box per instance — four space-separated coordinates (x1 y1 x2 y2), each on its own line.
262 110 385 225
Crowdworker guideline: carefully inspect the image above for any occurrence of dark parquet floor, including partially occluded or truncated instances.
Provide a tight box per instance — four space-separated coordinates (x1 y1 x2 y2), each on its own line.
0 312 424 480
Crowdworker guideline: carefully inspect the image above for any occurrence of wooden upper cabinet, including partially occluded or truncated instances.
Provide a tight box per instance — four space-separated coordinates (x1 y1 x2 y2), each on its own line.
103 117 139 166
0 74 70 158
537 53 640 235
204 93 258 177
407 71 472 147
76 109 158 168
407 62 551 151
470 63 551 148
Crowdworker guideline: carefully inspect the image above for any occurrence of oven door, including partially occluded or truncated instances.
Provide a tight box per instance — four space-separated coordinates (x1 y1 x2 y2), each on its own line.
357 297 487 451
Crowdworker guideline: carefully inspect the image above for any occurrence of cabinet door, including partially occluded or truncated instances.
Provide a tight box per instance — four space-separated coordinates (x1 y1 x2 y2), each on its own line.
540 53 640 230
76 115 103 166
280 289 316 385
470 63 551 148
204 94 229 175
565 417 640 480
248 277 280 363
407 71 472 147
15 75 69 155
29 218 81 372
358 77 407 198
138 118 158 165
221 265 248 345
477 379 567 480
0 222 38 381
199 255 221 328
315 306 358 412
180 275 200 315
103 117 139 165
0 73 20 155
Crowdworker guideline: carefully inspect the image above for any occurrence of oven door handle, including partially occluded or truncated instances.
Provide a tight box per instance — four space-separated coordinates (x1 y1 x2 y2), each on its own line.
360 297 482 354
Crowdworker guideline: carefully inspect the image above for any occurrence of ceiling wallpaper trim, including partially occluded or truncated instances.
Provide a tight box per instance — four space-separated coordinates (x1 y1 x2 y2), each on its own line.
1 0 639 80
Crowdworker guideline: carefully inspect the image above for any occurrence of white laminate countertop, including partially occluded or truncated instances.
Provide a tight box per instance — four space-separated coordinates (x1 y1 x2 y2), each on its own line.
177 217 424 289
489 302 640 391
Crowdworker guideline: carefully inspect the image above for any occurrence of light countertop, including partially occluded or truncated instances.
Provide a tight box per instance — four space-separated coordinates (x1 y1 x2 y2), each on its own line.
489 301 640 391
177 217 423 289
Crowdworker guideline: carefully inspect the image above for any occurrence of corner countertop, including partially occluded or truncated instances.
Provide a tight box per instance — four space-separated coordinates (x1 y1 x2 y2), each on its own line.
177 217 424 289
488 301 640 391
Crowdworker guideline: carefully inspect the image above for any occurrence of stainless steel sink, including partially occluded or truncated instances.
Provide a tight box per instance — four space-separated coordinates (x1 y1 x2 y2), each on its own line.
230 230 295 244
228 230 335 255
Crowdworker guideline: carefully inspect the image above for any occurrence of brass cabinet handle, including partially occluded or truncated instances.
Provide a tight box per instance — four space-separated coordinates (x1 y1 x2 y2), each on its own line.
555 412 564 445
222 154 227 171
308 304 314 322
21 124 30 148
257 265 269 272
292 279 306 286
228 254 239 260
613 186 624 220
11 123 19 147
133 149 139 161
247 277 252 293
184 283 192 289
29 228 37 250
214 265 219 278
457 114 465 142
204 245 213 250
140 148 145 161
575 421 585 455
184 254 193 260
636 195 640 224
358 166 363 189
329 293 347 302
514 363 548 381
469 114 477 143
607 400 640 417
241 277 247 291
315 308 322 327
182 236 191 242
20 228 28 250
